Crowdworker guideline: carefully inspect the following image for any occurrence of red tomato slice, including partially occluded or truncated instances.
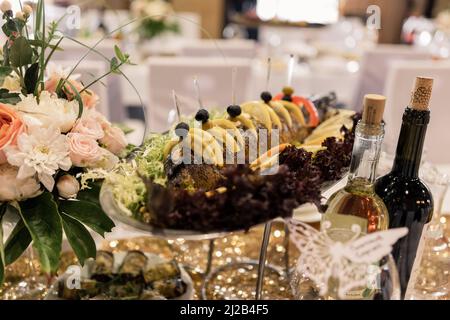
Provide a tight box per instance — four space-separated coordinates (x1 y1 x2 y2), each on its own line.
274 93 319 127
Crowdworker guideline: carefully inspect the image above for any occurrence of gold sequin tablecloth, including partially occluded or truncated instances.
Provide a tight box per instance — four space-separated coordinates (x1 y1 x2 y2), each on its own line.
1 219 449 300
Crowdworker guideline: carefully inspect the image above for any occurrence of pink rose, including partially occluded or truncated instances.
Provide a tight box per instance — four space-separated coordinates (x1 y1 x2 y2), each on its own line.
0 103 25 164
100 126 127 155
44 76 59 93
81 89 99 109
45 76 99 109
71 111 104 140
67 133 103 167
88 109 110 129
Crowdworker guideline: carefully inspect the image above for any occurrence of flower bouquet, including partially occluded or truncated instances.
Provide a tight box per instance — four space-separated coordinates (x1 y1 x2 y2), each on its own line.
0 0 135 285
131 0 180 40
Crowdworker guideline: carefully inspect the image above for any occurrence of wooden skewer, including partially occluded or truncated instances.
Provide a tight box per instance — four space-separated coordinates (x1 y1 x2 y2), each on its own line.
172 89 181 122
287 54 295 87
231 67 237 105
265 57 272 92
193 76 203 109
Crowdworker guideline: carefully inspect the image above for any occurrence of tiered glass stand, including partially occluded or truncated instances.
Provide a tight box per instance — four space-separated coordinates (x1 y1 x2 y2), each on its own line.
100 185 289 300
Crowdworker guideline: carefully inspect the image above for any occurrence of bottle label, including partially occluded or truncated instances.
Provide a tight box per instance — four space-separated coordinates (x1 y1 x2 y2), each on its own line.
322 214 368 238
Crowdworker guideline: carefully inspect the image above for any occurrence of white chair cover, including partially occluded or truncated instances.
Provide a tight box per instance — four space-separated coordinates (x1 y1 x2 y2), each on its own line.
353 44 432 110
50 60 109 120
52 38 126 122
383 59 450 164
145 57 252 132
180 39 257 59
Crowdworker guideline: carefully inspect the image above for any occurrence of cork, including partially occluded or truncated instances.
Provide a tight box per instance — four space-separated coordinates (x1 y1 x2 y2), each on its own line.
362 94 386 125
410 77 433 111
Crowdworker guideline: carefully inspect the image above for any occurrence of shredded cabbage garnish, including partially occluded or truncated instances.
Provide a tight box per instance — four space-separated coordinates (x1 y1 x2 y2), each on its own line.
80 163 146 216
137 133 170 185
80 133 171 216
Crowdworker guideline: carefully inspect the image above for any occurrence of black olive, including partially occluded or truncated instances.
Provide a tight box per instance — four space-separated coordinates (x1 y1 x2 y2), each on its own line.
260 91 272 103
195 109 209 123
175 122 189 139
227 105 242 117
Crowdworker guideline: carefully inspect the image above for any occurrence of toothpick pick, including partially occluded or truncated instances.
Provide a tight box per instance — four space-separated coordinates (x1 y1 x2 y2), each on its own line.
172 89 181 122
193 76 203 109
231 67 237 105
265 57 272 92
287 54 295 87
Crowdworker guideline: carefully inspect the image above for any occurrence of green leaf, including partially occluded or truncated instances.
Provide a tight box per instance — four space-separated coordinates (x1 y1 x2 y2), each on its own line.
114 45 126 63
64 80 84 118
0 88 21 105
0 66 13 83
60 213 96 266
10 37 33 67
110 57 120 74
77 183 102 204
28 39 63 51
24 63 39 94
4 219 32 265
59 199 115 238
18 193 63 274
2 19 18 37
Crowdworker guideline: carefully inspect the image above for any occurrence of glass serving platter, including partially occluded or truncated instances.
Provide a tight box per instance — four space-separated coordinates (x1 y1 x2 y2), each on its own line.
99 183 237 240
99 172 349 241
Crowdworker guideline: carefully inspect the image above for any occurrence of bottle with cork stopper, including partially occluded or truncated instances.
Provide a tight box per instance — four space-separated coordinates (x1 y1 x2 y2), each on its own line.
375 76 434 298
321 93 389 238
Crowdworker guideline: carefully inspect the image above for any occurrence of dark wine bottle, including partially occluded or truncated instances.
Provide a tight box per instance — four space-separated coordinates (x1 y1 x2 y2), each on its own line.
374 77 434 298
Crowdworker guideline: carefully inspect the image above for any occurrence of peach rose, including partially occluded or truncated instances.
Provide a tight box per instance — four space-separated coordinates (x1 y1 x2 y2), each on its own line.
45 77 99 109
0 103 25 164
71 111 104 140
67 133 103 167
100 126 127 155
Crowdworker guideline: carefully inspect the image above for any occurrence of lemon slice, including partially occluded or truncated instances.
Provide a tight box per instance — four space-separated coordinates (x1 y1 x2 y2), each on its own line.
210 118 245 147
315 111 355 130
241 101 272 131
307 125 347 141
269 101 292 128
250 143 289 169
266 104 282 129
188 128 224 166
208 126 240 153
163 138 180 160
279 100 306 126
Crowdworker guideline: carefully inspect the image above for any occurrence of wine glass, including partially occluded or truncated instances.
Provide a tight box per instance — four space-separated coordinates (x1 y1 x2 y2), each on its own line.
405 165 450 299
290 253 401 300
288 223 401 300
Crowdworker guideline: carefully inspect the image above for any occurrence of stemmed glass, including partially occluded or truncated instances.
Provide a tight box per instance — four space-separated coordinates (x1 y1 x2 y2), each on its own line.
405 166 450 299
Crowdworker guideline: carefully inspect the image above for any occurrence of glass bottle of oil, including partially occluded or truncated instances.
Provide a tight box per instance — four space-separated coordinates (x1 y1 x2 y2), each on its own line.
322 94 389 237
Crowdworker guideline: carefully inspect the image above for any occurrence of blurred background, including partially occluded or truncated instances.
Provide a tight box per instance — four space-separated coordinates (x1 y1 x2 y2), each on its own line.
8 0 450 164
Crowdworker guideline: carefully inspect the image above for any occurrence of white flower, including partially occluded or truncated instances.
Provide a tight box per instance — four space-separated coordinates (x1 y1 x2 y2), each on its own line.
15 11 24 21
0 163 41 201
45 62 81 81
56 174 80 199
0 1 11 13
22 4 32 16
14 91 79 133
4 126 72 191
